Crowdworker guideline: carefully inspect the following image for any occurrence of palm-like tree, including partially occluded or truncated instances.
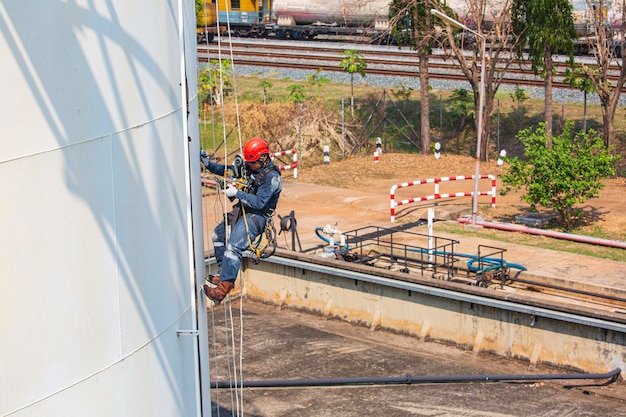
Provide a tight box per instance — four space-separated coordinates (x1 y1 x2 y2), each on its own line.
339 49 367 116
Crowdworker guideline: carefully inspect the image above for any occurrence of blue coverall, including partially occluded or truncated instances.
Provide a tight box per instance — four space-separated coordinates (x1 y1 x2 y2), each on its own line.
202 158 282 284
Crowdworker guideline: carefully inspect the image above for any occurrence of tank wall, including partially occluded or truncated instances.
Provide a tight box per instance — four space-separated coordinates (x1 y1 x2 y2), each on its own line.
0 1 203 416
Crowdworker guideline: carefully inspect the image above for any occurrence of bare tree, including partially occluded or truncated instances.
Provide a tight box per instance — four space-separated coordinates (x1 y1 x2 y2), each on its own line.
580 0 626 147
389 0 445 154
431 0 523 161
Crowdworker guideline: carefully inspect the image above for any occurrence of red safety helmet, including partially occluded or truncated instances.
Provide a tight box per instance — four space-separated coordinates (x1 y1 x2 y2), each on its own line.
243 137 270 162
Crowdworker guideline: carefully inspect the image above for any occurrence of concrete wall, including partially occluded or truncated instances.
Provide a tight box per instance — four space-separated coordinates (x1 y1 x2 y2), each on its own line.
239 250 626 375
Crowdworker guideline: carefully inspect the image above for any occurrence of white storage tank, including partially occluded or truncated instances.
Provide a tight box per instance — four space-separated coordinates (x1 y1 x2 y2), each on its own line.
0 1 209 416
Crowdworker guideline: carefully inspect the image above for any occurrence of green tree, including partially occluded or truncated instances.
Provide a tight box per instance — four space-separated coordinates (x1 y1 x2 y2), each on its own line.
286 84 306 104
448 88 475 153
564 67 595 133
510 85 529 115
259 80 273 105
305 69 330 100
500 121 620 230
198 59 232 106
390 82 414 102
508 85 530 133
449 88 474 130
306 69 330 89
511 0 578 143
339 49 367 116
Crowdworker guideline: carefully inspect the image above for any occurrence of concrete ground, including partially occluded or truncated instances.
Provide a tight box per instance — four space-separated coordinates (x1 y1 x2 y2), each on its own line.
206 299 626 417
203 178 626 416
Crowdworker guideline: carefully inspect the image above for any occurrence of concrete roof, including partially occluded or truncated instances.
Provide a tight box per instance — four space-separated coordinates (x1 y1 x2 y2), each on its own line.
206 299 626 417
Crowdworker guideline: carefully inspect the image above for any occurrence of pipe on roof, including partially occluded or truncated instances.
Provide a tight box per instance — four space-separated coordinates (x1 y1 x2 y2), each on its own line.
457 217 626 249
211 367 621 388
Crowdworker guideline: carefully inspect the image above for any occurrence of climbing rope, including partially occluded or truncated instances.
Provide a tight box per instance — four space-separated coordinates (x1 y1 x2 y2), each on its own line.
200 2 248 415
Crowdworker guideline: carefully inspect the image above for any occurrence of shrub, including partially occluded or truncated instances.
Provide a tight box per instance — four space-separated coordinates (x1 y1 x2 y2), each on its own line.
500 121 620 230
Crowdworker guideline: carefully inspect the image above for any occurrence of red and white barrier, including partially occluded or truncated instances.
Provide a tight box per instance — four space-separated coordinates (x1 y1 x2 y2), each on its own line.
389 175 496 223
271 149 298 178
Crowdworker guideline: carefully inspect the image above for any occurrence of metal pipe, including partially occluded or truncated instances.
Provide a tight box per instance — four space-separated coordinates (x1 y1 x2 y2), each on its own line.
457 217 626 249
211 367 621 389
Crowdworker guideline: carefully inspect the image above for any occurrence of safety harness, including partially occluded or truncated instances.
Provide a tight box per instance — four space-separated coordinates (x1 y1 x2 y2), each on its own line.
231 162 280 262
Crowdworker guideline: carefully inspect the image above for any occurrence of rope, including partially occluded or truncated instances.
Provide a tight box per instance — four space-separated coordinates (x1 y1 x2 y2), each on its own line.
202 2 246 415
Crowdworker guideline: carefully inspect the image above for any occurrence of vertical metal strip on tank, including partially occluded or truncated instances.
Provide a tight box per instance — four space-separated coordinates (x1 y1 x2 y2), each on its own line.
178 0 210 415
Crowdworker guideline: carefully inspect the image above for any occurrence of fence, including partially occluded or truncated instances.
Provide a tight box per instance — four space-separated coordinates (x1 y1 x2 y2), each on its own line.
390 175 496 223
271 149 298 178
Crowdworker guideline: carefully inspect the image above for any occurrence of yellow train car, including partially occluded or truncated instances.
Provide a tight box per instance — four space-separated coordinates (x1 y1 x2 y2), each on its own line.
197 0 272 40
197 1 217 41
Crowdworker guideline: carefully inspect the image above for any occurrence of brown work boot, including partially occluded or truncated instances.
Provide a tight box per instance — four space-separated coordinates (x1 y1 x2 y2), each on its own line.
203 280 234 304
206 274 221 286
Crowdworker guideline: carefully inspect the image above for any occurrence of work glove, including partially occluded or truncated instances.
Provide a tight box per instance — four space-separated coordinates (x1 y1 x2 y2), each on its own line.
200 150 210 167
223 183 238 198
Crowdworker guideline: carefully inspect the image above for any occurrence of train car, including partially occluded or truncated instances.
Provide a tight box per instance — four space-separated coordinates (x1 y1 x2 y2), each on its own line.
197 1 217 41
198 0 391 41
272 0 390 30
198 0 271 40
197 0 623 49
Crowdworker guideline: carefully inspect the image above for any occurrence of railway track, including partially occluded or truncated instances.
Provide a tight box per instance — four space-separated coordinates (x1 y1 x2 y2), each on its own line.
198 39 623 90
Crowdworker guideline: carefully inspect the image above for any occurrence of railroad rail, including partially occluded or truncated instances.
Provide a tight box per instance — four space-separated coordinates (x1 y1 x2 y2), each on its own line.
198 40 623 90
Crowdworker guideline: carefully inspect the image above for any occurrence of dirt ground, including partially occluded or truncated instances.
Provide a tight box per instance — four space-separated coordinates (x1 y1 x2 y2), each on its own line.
277 153 626 242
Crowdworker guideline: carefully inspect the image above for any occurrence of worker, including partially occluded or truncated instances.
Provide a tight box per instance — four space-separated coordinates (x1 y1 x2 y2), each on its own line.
200 137 282 303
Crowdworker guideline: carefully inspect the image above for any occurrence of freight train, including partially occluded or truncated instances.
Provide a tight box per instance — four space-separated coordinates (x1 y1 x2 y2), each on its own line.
197 0 392 42
197 0 624 52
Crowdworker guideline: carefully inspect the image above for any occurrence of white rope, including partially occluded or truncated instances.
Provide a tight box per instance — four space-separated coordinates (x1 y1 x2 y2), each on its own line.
201 2 247 416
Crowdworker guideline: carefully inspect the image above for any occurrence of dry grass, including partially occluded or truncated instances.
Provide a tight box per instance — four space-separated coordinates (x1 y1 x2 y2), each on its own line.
293 153 626 256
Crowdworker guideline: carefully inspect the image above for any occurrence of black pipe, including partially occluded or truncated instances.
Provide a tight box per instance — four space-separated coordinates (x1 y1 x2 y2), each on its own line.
212 367 621 389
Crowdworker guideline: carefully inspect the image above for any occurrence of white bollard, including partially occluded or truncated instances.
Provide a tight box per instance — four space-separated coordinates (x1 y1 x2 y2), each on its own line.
324 145 330 164
374 151 379 163
497 149 506 166
376 137 383 154
428 208 435 265
434 142 441 160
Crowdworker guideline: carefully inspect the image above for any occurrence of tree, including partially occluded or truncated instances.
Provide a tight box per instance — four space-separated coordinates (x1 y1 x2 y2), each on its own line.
510 85 530 115
390 0 449 155
449 88 474 130
198 59 232 106
286 84 306 104
564 67 595 132
259 80 273 105
448 88 475 153
512 0 577 144
431 2 523 161
500 121 620 230
305 69 330 99
306 69 330 89
579 0 626 147
339 49 367 116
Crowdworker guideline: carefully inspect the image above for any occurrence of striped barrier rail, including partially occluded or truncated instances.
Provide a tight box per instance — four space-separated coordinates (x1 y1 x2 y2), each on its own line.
390 174 496 223
271 149 298 178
